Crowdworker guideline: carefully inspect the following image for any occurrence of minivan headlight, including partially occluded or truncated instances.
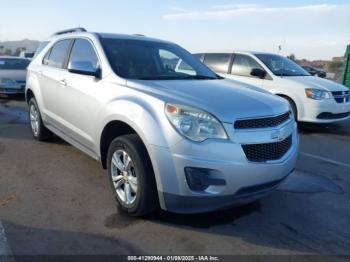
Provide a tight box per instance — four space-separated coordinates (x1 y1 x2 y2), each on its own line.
165 103 228 142
305 88 332 100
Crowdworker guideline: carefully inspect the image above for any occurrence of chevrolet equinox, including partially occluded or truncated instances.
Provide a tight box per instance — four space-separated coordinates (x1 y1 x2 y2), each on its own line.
26 28 298 215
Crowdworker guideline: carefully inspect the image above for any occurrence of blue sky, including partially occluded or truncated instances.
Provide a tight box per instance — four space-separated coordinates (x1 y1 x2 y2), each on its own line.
1 0 349 60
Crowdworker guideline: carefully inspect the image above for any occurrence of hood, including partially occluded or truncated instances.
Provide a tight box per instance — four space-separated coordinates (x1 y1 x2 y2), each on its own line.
126 78 289 123
0 70 27 82
224 77 273 95
282 76 348 92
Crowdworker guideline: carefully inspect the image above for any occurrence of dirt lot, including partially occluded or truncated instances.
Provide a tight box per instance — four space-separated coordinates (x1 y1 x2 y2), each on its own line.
0 95 350 256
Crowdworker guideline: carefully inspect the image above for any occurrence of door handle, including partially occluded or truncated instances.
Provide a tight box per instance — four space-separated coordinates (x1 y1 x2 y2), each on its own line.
59 79 67 86
38 71 43 78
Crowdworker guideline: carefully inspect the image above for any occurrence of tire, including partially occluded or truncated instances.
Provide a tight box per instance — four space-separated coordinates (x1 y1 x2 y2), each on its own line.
107 134 158 216
28 98 53 141
281 96 298 122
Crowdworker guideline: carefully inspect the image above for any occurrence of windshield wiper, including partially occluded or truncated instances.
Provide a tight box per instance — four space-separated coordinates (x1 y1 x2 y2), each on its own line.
136 76 180 80
183 75 218 80
276 73 308 77
135 75 218 80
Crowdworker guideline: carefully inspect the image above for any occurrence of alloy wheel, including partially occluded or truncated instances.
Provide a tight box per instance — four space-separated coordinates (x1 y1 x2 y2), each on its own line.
29 104 39 136
111 149 138 205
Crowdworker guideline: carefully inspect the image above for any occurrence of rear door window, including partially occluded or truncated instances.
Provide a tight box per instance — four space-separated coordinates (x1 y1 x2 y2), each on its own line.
203 53 231 73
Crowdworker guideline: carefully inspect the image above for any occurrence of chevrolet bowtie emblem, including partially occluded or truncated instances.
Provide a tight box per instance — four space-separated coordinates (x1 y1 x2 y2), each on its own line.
271 129 285 141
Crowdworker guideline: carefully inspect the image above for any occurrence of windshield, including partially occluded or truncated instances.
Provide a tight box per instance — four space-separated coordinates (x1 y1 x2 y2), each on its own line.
255 54 310 77
101 38 219 80
0 58 30 70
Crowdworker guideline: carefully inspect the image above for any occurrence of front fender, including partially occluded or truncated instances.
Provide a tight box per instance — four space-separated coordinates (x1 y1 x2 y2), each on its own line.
270 89 304 116
95 97 183 199
95 97 182 152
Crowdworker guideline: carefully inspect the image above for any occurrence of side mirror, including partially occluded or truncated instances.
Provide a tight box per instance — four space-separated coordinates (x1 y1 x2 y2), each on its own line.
68 61 101 78
250 68 266 79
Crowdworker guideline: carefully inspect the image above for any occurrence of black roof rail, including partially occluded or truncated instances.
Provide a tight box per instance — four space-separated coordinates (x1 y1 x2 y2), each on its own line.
51 27 87 37
133 34 145 37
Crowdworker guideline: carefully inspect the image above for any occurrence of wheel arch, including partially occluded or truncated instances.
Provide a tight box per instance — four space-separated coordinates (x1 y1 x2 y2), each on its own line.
275 93 299 120
25 88 35 104
25 71 45 112
96 98 179 168
99 119 167 209
99 120 139 169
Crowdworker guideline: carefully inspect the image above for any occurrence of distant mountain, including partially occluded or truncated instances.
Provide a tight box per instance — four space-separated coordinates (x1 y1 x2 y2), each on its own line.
0 39 41 55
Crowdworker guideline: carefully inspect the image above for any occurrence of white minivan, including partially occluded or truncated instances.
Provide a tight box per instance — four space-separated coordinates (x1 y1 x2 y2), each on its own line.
195 52 350 123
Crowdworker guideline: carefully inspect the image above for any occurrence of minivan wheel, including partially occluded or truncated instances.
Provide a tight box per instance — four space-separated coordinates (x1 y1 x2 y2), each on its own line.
28 98 53 141
107 134 158 216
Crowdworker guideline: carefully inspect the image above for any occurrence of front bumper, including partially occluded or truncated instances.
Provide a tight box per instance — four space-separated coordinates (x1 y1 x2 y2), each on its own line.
151 120 298 214
0 84 25 94
299 98 350 123
162 172 292 214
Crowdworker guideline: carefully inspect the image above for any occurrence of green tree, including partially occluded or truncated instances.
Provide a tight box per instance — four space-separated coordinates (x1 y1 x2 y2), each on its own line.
327 60 344 82
4 49 12 56
14 48 21 56
14 47 26 57
287 53 296 61
327 61 343 73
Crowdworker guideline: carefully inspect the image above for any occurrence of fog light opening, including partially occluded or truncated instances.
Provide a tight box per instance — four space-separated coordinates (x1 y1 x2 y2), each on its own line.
185 167 226 192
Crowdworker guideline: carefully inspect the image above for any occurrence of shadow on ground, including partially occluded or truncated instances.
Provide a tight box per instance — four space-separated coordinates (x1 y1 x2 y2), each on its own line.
2 220 141 255
298 121 350 136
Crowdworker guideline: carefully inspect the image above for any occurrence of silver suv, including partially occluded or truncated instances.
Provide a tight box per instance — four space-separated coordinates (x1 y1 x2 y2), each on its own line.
26 28 298 215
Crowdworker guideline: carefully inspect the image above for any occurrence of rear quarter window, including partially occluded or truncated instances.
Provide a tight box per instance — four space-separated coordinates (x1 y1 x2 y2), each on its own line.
203 53 231 73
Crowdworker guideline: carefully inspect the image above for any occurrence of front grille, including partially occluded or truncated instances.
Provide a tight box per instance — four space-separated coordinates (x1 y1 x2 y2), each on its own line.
332 91 350 103
234 112 290 129
242 135 292 162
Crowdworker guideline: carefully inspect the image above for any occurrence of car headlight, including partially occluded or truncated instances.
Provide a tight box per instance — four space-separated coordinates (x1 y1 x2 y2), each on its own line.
305 88 332 100
165 103 228 142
